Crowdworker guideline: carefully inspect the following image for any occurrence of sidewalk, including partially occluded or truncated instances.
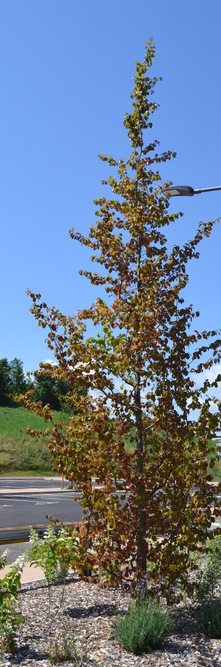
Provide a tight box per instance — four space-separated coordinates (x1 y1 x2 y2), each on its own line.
1 562 45 583
0 486 63 493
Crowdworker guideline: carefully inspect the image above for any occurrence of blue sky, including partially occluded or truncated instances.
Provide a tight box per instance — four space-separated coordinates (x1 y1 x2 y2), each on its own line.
1 0 221 374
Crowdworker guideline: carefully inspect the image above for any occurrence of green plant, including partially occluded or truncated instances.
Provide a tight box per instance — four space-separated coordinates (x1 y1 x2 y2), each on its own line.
47 630 105 666
195 534 221 603
0 552 25 651
197 598 221 638
113 600 173 655
194 535 221 638
47 629 86 665
28 524 80 613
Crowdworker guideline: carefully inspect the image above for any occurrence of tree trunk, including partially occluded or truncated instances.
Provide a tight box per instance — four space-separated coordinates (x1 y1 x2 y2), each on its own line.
135 373 147 573
135 228 147 573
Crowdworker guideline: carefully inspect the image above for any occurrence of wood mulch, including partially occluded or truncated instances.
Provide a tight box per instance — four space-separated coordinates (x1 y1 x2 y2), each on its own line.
0 576 221 667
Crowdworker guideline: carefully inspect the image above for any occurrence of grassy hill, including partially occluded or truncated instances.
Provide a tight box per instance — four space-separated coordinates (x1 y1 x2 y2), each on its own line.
0 406 220 480
0 406 64 476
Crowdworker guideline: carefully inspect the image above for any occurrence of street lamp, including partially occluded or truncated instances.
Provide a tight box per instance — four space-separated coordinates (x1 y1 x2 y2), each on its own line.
164 184 221 197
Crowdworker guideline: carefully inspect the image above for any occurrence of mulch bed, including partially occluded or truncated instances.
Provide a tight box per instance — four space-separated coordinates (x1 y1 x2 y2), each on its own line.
0 576 221 667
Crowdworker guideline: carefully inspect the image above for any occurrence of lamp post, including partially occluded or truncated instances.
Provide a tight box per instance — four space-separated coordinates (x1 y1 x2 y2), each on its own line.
164 184 221 197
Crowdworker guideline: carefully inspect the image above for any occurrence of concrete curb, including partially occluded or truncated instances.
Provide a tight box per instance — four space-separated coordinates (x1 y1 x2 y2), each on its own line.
0 521 80 544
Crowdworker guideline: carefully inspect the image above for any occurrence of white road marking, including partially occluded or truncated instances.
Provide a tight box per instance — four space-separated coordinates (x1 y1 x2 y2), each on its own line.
35 501 59 505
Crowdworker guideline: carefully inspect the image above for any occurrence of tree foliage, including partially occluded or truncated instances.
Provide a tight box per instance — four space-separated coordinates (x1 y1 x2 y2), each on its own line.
31 370 70 411
0 358 27 405
22 41 221 598
9 358 27 398
28 366 87 412
0 356 84 410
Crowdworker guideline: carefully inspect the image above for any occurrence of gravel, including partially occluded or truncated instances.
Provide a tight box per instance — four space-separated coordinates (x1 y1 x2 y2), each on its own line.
0 576 221 667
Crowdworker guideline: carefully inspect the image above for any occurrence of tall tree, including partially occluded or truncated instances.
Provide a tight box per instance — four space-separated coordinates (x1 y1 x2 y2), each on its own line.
9 358 27 399
0 357 27 404
32 370 62 411
0 358 11 405
29 366 87 412
22 41 221 598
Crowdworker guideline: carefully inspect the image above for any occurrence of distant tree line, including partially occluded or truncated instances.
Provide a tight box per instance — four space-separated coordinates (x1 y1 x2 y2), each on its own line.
0 357 85 410
0 358 28 405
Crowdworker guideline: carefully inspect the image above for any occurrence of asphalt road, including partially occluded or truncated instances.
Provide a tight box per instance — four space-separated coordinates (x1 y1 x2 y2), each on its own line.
0 541 32 565
0 479 220 532
0 491 83 529
0 491 83 566
0 478 220 566
0 477 83 565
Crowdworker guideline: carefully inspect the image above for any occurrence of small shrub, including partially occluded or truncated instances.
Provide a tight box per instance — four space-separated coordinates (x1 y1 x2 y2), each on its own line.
29 524 80 581
196 534 221 603
197 598 221 638
0 596 24 652
113 601 173 655
28 524 81 614
47 631 79 664
47 630 88 665
0 553 25 651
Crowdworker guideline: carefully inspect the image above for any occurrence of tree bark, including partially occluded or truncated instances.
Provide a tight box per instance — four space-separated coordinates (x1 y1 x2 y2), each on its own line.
135 229 147 573
135 372 147 573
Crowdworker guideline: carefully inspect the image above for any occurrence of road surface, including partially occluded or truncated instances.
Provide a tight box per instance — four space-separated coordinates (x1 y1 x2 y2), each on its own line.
0 478 220 566
0 491 83 529
0 477 83 565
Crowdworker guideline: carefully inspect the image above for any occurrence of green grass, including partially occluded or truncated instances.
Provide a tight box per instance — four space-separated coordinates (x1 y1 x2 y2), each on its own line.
0 405 66 438
0 407 220 480
0 406 66 476
209 460 221 482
